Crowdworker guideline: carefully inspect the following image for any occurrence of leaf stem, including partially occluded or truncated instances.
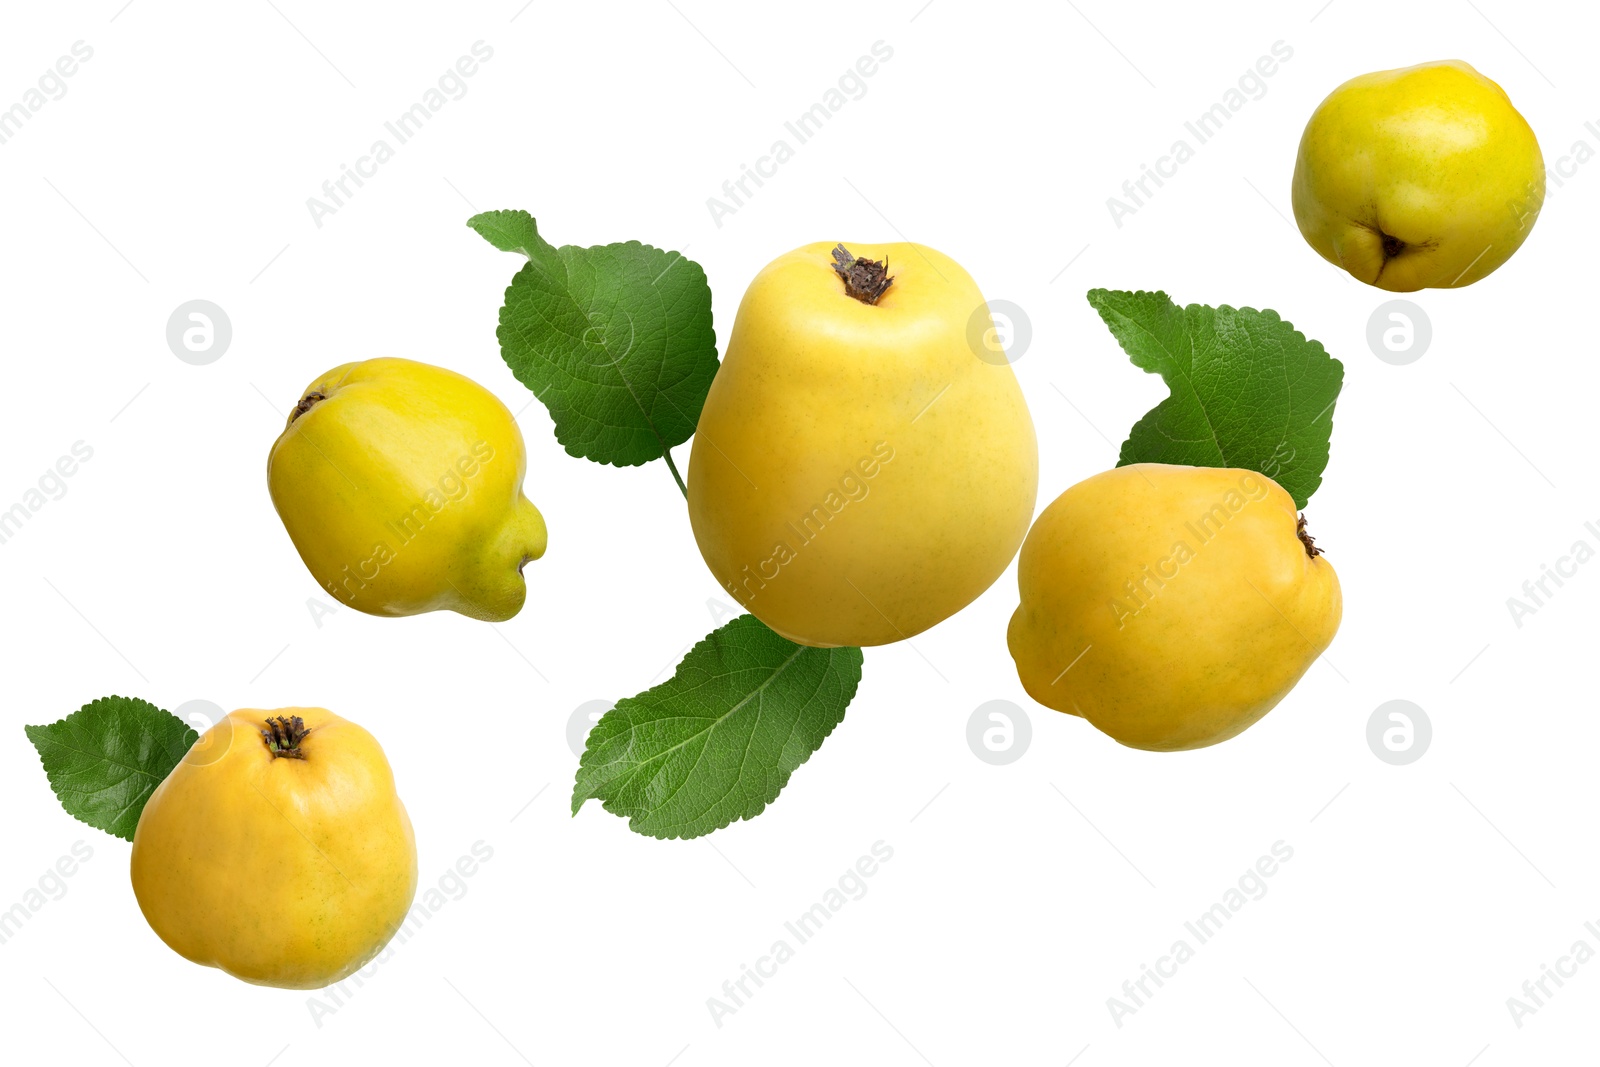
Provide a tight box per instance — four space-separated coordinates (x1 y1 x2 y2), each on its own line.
663 448 688 499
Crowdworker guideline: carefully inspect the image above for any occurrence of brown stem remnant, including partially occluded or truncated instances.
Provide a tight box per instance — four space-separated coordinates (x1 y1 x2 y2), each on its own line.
1297 514 1324 559
831 244 894 305
261 715 311 759
290 391 326 424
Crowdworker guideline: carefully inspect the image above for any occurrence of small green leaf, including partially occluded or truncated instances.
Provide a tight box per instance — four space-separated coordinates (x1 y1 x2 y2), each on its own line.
573 615 863 840
1087 289 1344 508
466 208 544 259
25 697 196 841
470 210 718 468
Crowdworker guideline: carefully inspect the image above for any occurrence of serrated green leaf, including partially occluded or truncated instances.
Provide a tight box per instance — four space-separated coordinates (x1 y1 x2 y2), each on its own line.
470 210 718 468
466 208 543 259
25 697 196 841
573 615 863 840
1087 289 1344 509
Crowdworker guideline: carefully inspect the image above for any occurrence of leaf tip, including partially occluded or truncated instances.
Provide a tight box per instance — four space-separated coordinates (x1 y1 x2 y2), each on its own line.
467 209 541 257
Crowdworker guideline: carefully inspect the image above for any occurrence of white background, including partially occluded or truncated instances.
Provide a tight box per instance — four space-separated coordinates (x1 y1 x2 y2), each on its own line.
1 1 1595 1063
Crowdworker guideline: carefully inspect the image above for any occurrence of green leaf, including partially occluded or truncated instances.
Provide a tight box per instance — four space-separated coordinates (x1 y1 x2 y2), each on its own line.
25 697 196 841
466 208 544 259
469 209 718 468
1087 289 1344 509
572 615 863 840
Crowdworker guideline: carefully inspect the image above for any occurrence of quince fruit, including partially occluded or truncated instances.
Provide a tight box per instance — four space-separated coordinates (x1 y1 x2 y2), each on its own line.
688 242 1038 647
130 708 417 988
1291 59 1544 290
1008 464 1341 751
268 357 547 621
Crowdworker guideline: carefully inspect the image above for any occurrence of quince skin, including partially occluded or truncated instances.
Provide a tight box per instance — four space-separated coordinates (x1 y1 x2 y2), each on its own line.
1008 464 1341 751
268 357 546 621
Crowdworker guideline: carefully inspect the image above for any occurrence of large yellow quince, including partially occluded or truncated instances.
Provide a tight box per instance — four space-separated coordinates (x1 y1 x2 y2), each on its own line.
1008 464 1341 751
688 242 1038 647
268 357 547 621
1291 59 1544 290
130 708 417 988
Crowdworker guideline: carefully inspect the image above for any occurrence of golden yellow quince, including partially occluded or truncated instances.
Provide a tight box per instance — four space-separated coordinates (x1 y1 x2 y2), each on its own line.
130 707 417 988
268 357 547 621
687 242 1037 647
1291 59 1544 290
1008 464 1341 751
